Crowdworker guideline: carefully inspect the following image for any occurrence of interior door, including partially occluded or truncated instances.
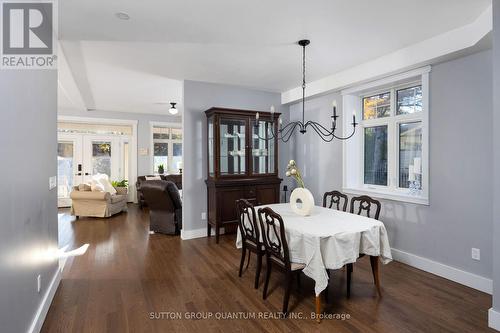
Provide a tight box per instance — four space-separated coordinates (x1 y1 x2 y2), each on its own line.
57 134 83 207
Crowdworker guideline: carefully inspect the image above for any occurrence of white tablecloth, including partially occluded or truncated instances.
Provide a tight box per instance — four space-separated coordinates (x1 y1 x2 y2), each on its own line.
236 203 392 296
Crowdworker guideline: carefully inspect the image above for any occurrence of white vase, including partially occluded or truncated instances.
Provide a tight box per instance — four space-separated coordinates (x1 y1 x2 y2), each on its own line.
289 188 314 216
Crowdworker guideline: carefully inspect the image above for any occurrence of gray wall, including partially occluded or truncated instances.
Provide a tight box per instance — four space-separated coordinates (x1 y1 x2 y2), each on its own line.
58 108 181 176
289 50 493 279
492 0 500 313
183 80 290 232
0 71 58 332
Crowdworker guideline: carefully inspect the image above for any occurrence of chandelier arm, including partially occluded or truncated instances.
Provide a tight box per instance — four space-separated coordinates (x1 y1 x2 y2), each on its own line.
254 124 276 141
279 121 302 133
305 121 334 137
307 122 336 142
333 125 357 140
280 123 300 142
279 122 300 140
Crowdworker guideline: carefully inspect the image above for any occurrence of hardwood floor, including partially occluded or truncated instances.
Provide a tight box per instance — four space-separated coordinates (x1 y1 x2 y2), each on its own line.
43 204 495 333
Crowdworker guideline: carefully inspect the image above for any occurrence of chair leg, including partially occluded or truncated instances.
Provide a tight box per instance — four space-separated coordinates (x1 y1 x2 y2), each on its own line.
346 263 353 298
370 256 382 297
245 251 251 270
296 271 301 290
263 256 272 300
215 226 220 244
282 272 292 316
255 252 262 289
238 246 246 277
207 223 211 237
324 270 329 303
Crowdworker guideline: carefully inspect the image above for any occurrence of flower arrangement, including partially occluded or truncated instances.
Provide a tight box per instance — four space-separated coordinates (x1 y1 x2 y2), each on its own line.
285 160 305 188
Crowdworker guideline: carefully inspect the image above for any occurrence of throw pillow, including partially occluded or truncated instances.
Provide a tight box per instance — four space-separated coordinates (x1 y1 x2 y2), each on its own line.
90 179 105 192
97 174 117 195
78 183 92 191
91 174 117 195
145 176 162 180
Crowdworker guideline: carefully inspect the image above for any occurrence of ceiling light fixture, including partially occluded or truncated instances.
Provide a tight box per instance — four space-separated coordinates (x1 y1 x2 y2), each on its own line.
115 12 130 20
169 102 178 115
254 39 357 142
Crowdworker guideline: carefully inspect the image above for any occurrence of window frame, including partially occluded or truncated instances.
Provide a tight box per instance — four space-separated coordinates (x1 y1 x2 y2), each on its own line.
150 122 182 174
342 67 430 205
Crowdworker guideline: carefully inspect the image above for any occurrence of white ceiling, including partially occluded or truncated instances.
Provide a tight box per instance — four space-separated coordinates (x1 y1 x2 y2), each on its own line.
58 0 491 114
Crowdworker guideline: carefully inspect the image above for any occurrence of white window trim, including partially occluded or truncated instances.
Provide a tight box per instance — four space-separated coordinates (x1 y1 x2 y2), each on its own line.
342 66 430 205
149 121 182 174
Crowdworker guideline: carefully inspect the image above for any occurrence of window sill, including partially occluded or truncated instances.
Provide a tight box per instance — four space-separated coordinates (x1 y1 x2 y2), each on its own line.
342 187 429 206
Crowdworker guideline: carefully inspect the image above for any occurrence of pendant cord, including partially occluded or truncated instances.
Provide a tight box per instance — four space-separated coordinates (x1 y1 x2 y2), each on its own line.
302 43 306 125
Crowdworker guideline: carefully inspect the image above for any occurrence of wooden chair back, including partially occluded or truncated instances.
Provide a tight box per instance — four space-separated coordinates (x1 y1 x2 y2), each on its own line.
350 195 381 220
323 190 348 211
236 199 259 244
257 207 290 270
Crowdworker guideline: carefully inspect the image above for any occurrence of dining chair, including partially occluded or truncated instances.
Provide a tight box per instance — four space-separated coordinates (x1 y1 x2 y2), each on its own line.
347 195 382 297
349 195 381 220
258 207 305 315
236 199 265 289
322 190 348 211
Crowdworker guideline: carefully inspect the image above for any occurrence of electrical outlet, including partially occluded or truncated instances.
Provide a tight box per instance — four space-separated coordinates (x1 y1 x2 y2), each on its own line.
472 248 480 261
37 275 41 293
201 212 207 220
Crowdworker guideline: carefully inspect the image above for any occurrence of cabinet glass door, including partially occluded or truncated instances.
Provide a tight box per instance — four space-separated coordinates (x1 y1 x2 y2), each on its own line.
220 118 246 175
251 120 275 174
208 117 214 176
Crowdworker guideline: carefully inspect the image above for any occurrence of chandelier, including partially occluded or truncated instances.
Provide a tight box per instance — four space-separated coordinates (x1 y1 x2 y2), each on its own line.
254 39 357 142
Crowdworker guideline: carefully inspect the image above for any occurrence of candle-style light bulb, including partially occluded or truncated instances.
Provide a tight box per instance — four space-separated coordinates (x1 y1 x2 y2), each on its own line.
256 112 260 120
279 117 283 125
270 105 275 114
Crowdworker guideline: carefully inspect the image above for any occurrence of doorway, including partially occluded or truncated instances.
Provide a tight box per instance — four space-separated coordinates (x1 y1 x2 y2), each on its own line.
57 119 137 207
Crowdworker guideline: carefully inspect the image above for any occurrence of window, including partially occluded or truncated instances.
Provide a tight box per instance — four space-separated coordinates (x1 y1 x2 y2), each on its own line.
342 67 429 205
363 92 390 119
364 126 388 186
151 125 182 174
399 122 422 188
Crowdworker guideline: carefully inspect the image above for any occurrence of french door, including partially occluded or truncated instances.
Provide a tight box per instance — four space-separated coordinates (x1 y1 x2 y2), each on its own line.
57 133 130 207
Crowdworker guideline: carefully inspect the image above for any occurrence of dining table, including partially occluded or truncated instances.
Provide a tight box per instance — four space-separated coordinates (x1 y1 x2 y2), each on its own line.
236 203 393 322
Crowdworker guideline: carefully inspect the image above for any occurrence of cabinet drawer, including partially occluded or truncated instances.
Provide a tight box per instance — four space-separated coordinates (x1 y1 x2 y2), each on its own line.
256 184 279 205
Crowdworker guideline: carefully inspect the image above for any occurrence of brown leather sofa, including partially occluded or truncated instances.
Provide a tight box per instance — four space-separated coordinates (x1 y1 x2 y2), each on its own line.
136 174 182 208
140 180 182 235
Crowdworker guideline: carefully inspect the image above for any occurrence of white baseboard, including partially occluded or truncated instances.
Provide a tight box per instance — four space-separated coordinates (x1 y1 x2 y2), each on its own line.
489 308 500 331
181 227 225 240
391 248 492 294
27 258 65 333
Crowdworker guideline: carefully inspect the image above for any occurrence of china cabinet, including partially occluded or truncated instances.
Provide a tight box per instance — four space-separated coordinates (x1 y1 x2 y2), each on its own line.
205 107 282 243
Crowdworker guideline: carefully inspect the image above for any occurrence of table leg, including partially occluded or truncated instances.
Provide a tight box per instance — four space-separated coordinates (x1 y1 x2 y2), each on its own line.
370 256 382 297
315 295 321 323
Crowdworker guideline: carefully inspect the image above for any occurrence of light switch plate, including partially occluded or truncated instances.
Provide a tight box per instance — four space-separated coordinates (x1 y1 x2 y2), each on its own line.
472 248 480 261
49 176 57 190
